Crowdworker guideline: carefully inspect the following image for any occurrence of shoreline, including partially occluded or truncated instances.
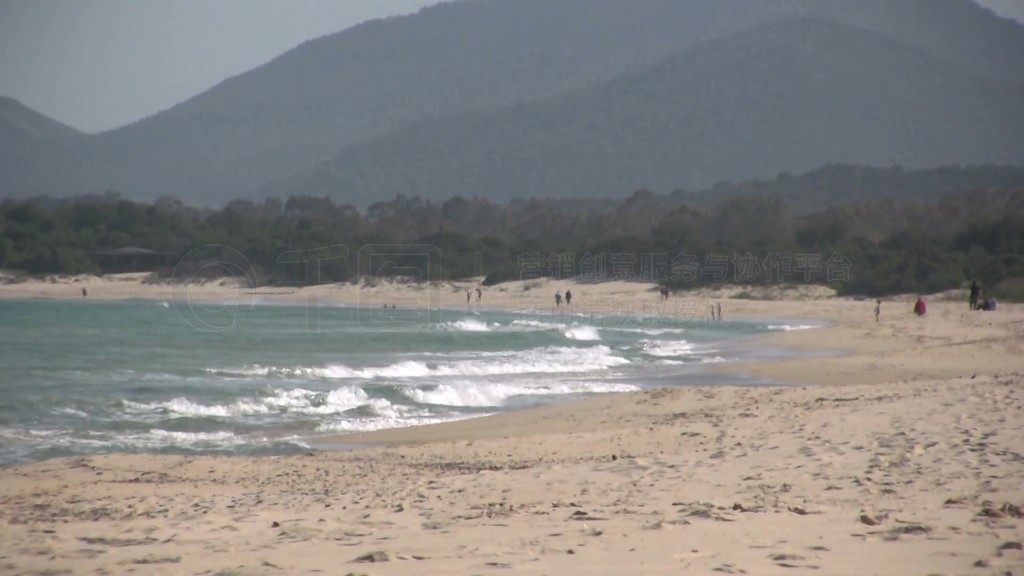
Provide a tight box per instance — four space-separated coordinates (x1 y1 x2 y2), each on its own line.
1 274 1022 574
310 320 821 451
1 291 832 460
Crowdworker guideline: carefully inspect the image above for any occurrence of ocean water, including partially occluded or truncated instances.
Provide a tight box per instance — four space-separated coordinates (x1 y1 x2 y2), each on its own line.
0 298 819 466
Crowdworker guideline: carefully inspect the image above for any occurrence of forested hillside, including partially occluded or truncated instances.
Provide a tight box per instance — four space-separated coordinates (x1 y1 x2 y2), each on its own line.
280 18 1024 206
2 0 1022 206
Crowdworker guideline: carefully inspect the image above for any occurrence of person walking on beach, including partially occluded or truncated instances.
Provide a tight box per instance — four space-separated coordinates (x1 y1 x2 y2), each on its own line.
476 287 482 302
969 281 980 310
555 291 562 307
914 297 927 316
717 303 723 321
874 299 881 322
565 289 572 305
81 287 87 298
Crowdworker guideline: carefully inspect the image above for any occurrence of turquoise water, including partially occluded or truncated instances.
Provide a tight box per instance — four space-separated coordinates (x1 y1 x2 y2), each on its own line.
0 298 817 466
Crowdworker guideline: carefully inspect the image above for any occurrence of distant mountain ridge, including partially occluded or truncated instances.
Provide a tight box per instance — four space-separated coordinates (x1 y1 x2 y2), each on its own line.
0 97 83 144
280 17 1024 205
2 0 1023 206
0 97 85 195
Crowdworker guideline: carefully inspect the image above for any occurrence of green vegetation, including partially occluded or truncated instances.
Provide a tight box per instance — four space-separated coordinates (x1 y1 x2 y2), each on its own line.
2 164 1021 299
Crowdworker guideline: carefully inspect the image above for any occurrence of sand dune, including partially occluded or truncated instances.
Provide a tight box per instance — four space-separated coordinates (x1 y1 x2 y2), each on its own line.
0 274 1021 574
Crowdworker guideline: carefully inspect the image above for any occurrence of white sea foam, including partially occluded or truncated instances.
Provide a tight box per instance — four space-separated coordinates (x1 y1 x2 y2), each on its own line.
369 344 629 377
509 319 566 331
511 318 605 339
12 428 65 439
404 380 640 407
440 318 492 332
639 339 695 358
204 366 273 378
206 365 360 379
54 407 90 418
0 426 255 455
148 429 239 445
119 386 385 418
316 392 467 432
212 345 629 382
563 325 600 341
356 360 434 378
605 327 688 336
123 397 260 417
766 324 820 331
316 413 480 433
261 387 373 414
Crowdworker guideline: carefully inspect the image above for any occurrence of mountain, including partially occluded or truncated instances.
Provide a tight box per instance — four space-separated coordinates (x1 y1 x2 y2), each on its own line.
0 97 83 145
1 0 801 203
0 98 85 198
278 17 1024 205
2 0 1024 206
802 0 1024 84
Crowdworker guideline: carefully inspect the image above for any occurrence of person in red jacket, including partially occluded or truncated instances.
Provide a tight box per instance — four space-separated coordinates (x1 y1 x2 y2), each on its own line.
913 297 927 316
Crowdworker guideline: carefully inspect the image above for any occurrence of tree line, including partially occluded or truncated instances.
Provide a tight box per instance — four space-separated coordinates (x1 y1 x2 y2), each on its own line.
1 166 1022 299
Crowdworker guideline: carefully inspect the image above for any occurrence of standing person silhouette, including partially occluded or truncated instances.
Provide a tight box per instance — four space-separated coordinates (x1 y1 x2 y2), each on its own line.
555 291 562 307
565 289 572 305
969 281 980 310
874 299 881 322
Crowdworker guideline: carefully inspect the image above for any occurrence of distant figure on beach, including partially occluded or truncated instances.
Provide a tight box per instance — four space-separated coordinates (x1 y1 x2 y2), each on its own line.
81 287 87 298
914 297 927 316
978 296 997 311
565 289 572 305
476 287 482 302
969 280 980 310
466 289 471 304
874 299 881 322
717 303 723 321
555 291 562 307
659 286 670 300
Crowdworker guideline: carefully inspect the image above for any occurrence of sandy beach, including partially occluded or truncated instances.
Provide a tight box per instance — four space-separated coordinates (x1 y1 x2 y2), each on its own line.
1 274 1022 575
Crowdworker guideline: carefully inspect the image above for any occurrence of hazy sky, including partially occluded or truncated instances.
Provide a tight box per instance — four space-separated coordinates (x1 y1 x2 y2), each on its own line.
1 0 1021 133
